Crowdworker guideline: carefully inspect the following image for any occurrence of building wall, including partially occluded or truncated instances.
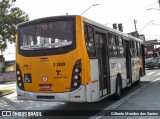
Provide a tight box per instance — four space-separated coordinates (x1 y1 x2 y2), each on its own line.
145 45 154 58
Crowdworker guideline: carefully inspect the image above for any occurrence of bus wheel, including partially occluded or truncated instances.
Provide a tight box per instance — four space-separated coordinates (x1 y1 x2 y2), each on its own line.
114 77 122 100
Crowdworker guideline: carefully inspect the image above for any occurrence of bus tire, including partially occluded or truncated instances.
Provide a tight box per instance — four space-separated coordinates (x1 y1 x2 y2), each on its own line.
114 77 122 100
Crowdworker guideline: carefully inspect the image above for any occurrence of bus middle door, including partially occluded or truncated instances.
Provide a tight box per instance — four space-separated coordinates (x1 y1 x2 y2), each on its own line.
96 32 110 97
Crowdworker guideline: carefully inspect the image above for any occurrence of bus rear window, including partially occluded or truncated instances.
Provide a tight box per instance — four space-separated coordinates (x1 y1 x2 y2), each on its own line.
19 21 73 50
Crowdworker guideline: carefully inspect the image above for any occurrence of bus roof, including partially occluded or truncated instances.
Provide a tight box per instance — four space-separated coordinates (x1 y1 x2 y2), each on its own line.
18 15 144 44
83 16 144 44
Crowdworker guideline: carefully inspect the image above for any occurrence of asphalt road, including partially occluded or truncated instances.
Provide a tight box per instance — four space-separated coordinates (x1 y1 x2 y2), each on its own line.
0 68 160 119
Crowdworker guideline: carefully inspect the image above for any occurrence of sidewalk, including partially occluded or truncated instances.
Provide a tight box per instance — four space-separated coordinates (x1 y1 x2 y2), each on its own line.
91 78 160 119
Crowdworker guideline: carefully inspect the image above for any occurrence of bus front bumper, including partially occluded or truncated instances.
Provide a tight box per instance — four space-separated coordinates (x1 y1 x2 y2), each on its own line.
17 85 86 102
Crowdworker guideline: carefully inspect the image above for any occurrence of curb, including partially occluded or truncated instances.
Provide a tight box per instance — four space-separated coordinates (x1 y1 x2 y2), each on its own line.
0 90 14 97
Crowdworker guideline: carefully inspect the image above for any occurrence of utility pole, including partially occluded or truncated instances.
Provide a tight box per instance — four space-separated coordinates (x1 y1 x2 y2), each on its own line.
133 19 139 37
134 19 138 32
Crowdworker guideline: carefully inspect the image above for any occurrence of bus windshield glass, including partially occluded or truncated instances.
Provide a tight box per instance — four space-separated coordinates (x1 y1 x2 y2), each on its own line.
19 21 73 50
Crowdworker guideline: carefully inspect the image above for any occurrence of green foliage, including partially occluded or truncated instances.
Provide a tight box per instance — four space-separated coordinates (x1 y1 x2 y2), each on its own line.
0 0 29 51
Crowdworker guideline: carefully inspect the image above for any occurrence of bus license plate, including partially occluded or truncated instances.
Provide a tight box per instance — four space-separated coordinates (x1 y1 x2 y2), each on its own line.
39 84 52 90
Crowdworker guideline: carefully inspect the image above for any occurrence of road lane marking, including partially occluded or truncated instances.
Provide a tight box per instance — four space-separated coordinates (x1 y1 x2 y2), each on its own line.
152 77 160 82
95 116 103 119
146 72 155 75
112 102 122 109
156 72 160 75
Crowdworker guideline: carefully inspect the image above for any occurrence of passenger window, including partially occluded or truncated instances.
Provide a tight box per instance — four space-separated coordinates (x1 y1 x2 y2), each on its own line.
132 41 137 57
117 36 124 58
108 33 118 58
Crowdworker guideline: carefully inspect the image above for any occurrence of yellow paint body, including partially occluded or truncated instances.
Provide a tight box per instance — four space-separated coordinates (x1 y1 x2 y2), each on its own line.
16 16 91 93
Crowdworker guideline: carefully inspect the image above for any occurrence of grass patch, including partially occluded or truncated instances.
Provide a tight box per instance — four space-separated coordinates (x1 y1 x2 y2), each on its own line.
0 90 13 97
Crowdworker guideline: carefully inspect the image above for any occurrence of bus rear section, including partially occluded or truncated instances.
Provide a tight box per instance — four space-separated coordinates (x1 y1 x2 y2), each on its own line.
16 16 90 102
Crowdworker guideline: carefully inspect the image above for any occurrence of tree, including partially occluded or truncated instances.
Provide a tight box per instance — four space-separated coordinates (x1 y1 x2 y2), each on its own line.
0 0 29 52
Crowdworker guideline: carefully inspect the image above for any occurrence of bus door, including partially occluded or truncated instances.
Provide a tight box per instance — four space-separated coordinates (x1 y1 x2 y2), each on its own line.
125 40 132 85
96 32 110 97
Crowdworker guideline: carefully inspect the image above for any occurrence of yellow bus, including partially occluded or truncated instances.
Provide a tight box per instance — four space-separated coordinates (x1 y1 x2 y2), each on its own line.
16 15 145 102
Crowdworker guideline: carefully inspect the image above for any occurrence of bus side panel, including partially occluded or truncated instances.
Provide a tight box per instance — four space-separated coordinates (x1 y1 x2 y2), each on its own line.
109 58 118 95
117 58 127 89
89 59 100 102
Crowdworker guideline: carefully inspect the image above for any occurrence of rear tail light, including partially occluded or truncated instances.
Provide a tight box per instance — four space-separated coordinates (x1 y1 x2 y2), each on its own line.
74 68 81 73
73 74 80 80
71 59 82 91
16 64 25 90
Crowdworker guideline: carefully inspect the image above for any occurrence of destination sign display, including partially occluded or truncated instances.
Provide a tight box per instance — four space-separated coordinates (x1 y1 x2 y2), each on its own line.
36 23 54 31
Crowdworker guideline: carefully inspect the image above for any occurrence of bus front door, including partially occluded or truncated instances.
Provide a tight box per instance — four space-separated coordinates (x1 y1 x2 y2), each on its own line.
96 32 110 97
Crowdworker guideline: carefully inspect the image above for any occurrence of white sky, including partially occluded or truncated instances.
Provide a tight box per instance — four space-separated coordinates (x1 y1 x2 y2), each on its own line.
3 0 160 60
14 0 160 40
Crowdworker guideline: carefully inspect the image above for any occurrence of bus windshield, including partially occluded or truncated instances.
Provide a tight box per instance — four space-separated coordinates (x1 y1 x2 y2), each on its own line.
19 21 73 50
